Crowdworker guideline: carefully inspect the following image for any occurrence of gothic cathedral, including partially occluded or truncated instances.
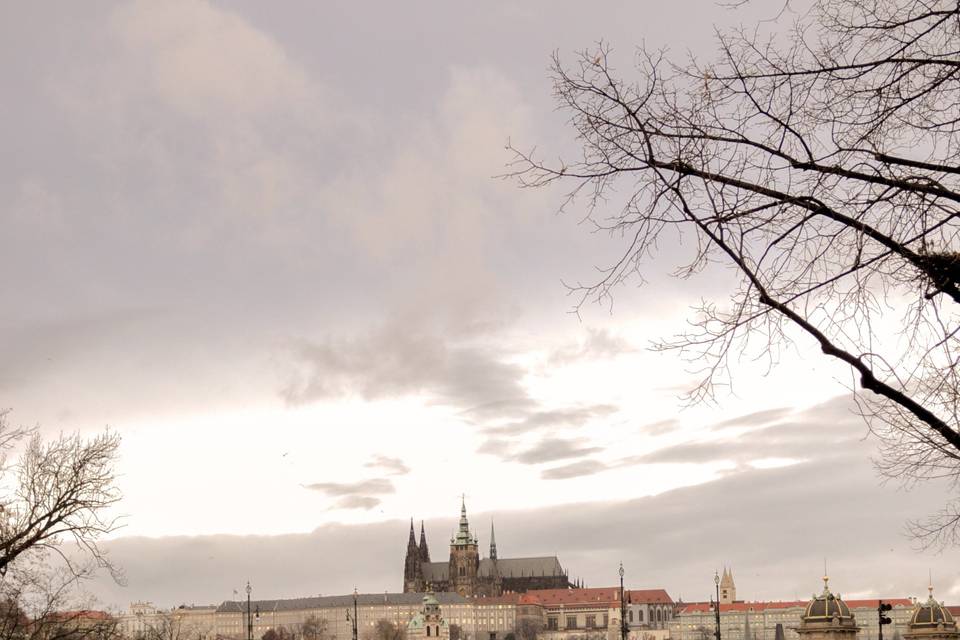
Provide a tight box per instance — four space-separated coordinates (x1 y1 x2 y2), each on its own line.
403 498 573 596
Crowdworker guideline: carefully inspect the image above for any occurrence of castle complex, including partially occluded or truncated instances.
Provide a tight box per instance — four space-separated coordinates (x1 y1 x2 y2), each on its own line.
403 499 573 596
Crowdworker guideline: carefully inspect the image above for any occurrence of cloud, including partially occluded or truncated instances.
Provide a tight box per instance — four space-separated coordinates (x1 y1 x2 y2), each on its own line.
511 438 604 465
548 328 636 365
629 397 862 466
479 437 604 465
330 496 381 511
541 459 608 480
713 407 793 430
303 479 394 497
482 404 618 436
640 418 680 436
281 325 528 412
365 455 410 477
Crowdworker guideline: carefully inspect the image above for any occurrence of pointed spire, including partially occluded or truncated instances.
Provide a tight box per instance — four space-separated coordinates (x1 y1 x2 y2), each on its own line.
419 520 430 562
408 518 417 545
453 494 473 546
490 520 498 561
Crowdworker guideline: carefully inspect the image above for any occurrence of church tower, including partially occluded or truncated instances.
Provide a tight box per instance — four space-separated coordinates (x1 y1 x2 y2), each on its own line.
448 497 480 596
720 567 736 604
404 518 424 592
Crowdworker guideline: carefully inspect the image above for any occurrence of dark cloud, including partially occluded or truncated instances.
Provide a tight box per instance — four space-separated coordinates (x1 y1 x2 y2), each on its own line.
548 328 636 365
303 479 394 497
541 459 608 480
90 395 960 610
330 496 381 511
365 455 410 477
483 404 618 436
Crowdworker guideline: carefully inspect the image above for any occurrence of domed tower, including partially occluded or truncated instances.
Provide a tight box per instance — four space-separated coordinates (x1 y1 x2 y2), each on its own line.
796 576 859 640
905 584 959 640
448 497 480 596
407 594 449 640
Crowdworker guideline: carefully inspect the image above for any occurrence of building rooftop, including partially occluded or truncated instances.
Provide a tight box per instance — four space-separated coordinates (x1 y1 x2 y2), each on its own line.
680 599 913 614
515 587 672 608
216 592 469 613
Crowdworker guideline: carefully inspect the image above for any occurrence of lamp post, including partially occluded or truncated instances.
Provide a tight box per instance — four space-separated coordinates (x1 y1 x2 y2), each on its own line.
619 562 628 640
246 582 253 640
713 572 721 640
346 588 359 640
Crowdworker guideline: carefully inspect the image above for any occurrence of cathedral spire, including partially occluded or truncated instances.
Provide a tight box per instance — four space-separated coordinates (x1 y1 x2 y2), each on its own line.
453 495 474 546
490 520 498 561
419 520 430 562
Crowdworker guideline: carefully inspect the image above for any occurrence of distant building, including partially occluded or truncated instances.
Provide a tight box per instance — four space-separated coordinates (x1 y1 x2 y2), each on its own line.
403 499 573 596
207 591 507 640
516 586 674 640
671 572 913 640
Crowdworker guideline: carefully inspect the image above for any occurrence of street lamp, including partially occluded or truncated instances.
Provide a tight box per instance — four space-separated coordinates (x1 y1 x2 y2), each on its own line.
619 562 628 640
713 572 722 640
346 588 359 640
246 582 253 640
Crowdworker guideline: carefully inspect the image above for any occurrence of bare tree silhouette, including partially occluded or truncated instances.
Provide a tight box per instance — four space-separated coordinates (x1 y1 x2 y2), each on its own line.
509 0 960 546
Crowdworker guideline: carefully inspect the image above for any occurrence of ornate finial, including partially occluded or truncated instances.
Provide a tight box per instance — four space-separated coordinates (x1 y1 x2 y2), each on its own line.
929 569 934 599
822 558 830 593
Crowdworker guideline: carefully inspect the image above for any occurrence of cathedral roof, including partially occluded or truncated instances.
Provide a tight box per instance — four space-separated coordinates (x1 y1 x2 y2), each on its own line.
419 556 565 583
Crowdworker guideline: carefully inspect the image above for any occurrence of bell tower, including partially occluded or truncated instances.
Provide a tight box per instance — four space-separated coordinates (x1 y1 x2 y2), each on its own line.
448 496 480 596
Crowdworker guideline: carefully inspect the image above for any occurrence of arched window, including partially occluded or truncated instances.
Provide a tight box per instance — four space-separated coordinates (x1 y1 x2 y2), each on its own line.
436 627 440 636
427 627 432 637
638 611 644 623
657 609 662 622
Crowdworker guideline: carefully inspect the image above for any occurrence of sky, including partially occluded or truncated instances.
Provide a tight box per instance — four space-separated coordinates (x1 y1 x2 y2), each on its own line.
2 0 960 612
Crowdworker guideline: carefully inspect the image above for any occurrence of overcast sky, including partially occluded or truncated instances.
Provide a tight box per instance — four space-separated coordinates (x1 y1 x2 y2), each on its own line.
3 0 959 612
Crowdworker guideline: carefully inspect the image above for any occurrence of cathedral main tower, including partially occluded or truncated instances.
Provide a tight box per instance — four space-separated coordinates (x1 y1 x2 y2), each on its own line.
448 497 480 596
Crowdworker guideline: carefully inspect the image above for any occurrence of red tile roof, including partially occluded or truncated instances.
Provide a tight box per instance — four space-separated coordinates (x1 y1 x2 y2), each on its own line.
518 587 673 608
629 589 674 605
474 593 524 606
